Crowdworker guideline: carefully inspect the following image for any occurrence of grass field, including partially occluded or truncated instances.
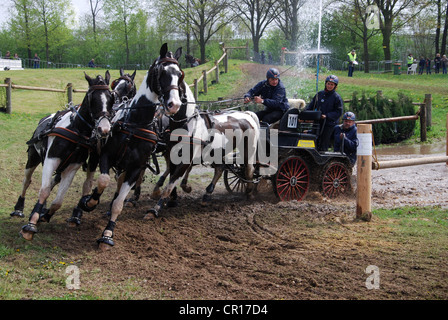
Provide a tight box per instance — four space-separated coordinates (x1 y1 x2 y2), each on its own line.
0 62 447 300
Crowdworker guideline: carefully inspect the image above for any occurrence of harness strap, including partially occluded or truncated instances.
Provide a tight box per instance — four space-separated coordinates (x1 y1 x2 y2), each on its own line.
119 127 158 145
48 127 92 149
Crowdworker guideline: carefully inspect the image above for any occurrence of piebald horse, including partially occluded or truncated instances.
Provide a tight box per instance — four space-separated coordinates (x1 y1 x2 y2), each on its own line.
67 69 138 226
145 60 260 218
19 72 114 240
73 43 185 249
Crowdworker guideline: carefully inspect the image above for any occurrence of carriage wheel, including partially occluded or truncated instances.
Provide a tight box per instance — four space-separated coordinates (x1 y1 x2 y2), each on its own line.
321 161 350 198
224 164 247 194
274 156 310 201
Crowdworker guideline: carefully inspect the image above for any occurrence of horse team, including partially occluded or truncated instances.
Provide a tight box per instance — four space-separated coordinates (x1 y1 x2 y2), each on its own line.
11 43 260 249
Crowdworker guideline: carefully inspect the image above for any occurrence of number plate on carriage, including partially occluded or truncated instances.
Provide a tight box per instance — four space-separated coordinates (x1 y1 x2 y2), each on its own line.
297 140 315 148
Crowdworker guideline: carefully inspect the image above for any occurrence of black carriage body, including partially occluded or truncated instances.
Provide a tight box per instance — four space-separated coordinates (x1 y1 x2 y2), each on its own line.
224 107 354 201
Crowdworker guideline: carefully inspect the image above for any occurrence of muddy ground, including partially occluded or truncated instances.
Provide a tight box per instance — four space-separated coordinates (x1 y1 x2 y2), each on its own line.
4 63 448 301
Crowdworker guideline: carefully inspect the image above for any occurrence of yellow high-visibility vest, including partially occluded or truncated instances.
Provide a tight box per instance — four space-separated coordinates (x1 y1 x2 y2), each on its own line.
348 52 357 62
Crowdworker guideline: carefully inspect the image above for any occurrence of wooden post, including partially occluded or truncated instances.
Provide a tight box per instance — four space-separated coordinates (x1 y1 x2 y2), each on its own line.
67 83 73 105
356 124 372 221
215 61 219 84
203 70 207 94
224 50 228 73
425 94 432 128
246 41 249 61
281 49 285 65
420 103 427 142
194 79 198 101
5 78 12 114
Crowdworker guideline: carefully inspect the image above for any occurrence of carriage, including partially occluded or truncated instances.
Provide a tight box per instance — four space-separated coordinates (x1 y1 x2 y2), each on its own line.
220 103 354 202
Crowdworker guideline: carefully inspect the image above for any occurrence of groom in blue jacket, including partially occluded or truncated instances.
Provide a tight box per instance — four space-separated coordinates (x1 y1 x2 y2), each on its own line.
244 68 290 124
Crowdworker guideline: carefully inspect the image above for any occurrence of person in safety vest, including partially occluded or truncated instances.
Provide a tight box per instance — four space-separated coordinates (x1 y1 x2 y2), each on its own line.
305 75 343 152
334 111 358 165
244 67 290 124
407 53 414 74
347 49 357 77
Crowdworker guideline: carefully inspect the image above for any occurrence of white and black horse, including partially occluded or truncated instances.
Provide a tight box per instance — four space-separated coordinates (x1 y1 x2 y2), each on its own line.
67 69 138 226
18 72 114 241
72 43 185 249
145 62 260 218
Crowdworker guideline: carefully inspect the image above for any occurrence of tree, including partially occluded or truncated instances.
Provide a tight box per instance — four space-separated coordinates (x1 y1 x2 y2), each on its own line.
34 0 73 62
374 0 422 64
276 0 308 50
104 0 140 66
89 0 106 43
230 0 279 61
331 0 382 73
9 0 38 60
165 0 235 63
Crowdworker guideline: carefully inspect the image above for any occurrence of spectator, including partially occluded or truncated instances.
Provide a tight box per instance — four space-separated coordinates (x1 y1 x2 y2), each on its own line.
425 57 431 74
347 49 357 77
334 111 359 165
406 53 414 71
305 75 343 152
268 52 273 64
260 51 265 64
418 56 425 75
5 51 11 59
88 58 96 68
13 53 19 60
33 53 40 68
442 55 448 74
244 67 290 125
434 53 441 74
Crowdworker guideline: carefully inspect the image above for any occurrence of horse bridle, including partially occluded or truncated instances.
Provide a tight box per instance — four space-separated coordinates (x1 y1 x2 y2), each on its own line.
111 75 136 103
157 57 185 95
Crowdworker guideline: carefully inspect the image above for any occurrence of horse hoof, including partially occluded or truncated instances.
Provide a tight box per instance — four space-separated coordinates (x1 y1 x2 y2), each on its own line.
181 185 192 193
98 241 113 251
97 236 114 250
66 217 81 227
19 223 37 241
144 208 159 219
10 211 25 218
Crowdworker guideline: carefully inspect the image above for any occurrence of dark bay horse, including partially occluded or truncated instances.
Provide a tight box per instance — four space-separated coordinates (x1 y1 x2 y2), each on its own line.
18 72 114 240
72 43 186 249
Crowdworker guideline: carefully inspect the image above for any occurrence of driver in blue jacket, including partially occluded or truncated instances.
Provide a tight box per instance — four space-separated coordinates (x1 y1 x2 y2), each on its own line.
305 75 343 151
244 68 290 124
334 111 358 165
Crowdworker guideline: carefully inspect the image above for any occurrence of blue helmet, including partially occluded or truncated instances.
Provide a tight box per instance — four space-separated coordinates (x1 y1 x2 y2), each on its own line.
325 75 339 85
342 111 356 121
267 68 280 79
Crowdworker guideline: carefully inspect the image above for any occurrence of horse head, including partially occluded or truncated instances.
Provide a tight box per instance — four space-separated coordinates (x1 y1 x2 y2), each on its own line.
148 43 185 116
83 71 114 140
111 68 137 104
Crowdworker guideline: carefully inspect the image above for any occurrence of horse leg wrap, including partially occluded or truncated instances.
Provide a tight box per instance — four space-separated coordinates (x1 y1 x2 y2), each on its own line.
97 220 116 247
11 196 25 218
67 207 83 226
30 202 44 220
78 188 101 212
38 209 53 223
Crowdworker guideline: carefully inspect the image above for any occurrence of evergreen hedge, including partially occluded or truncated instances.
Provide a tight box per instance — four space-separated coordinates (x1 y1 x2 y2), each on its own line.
348 92 416 145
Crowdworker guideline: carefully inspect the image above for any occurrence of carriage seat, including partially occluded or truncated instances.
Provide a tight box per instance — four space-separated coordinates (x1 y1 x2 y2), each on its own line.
269 98 306 129
276 109 321 147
